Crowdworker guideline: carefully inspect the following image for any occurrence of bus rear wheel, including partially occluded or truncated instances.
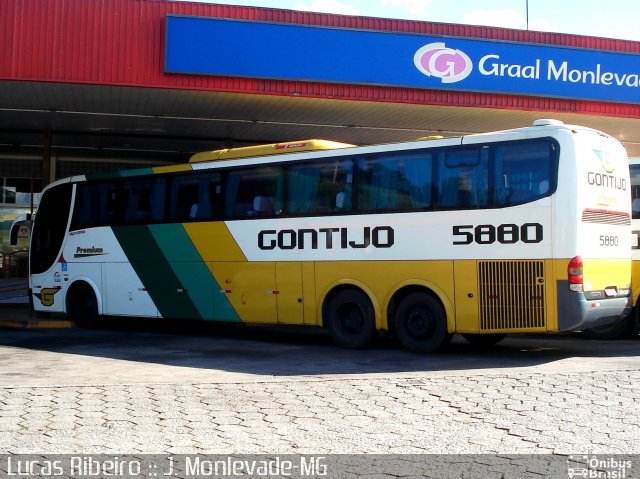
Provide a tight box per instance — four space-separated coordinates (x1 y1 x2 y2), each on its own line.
394 292 451 353
68 283 99 328
325 289 376 349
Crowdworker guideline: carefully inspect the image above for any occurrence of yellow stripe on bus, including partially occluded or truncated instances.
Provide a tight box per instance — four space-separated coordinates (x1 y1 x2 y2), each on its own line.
184 222 247 262
152 164 193 174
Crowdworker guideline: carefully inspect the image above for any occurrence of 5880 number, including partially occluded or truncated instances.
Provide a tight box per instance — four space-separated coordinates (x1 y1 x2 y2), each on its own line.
453 223 544 245
599 235 619 247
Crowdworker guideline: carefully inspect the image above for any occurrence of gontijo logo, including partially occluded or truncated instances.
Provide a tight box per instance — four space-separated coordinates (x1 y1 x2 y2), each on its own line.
414 42 473 83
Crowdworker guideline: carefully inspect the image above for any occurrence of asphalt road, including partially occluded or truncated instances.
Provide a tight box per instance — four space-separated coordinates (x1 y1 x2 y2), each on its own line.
0 320 639 386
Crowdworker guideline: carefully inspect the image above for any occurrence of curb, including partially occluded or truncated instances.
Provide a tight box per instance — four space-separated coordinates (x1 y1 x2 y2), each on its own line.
0 318 75 329
0 304 75 329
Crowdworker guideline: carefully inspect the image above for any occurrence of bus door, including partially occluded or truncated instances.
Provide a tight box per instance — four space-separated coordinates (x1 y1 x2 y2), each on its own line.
276 262 313 325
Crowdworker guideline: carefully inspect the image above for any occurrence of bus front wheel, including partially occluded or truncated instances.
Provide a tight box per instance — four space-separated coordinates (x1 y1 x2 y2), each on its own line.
325 289 376 349
68 283 99 328
394 292 452 353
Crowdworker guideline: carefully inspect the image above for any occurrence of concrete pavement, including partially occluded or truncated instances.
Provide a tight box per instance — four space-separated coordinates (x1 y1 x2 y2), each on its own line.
0 321 638 457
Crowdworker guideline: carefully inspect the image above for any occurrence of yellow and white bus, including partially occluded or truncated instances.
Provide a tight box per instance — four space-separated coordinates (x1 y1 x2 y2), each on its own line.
582 157 640 339
29 120 632 352
593 157 640 338
630 158 640 335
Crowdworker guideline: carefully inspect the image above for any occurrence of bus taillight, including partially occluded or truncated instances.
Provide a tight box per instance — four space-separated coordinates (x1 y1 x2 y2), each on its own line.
568 256 583 292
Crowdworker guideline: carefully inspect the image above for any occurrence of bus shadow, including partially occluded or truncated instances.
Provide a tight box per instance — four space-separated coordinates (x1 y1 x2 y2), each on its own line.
1 315 639 378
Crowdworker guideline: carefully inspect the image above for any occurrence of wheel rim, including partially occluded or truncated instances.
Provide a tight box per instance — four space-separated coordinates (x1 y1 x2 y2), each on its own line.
405 306 435 339
338 302 365 334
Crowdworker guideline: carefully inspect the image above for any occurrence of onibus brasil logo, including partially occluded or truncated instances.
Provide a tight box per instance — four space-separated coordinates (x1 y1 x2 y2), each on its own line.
414 42 473 83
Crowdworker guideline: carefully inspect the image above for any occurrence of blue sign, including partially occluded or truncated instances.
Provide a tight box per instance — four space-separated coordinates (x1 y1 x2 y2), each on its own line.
165 15 640 104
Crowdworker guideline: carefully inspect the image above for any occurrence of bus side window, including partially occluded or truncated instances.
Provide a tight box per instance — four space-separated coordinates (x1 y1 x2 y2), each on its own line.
357 156 401 211
287 165 322 214
356 152 432 212
207 174 223 219
286 160 352 214
121 178 165 224
319 159 352 213
169 177 199 222
225 166 282 219
436 148 488 209
168 172 223 222
629 165 640 220
401 154 432 210
493 141 555 206
73 182 120 229
71 183 98 229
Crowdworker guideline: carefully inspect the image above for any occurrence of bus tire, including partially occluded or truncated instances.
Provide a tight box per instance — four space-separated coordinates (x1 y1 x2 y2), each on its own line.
394 292 451 353
68 283 99 328
325 289 376 349
461 333 506 346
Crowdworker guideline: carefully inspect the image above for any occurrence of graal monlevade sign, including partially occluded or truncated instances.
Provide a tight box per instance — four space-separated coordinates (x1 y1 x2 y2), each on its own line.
165 16 640 104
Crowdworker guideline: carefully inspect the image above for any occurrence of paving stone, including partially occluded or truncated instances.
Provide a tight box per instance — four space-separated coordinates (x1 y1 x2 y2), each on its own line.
0 368 639 454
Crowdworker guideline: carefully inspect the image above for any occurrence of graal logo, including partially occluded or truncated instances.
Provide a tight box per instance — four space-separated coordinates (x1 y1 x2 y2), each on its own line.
414 42 473 83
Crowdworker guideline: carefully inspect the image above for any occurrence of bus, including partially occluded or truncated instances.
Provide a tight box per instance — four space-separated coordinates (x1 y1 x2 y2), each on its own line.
580 157 640 340
29 119 632 353
630 159 640 335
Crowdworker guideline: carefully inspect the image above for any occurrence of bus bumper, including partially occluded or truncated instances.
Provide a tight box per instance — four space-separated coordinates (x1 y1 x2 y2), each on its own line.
557 284 632 331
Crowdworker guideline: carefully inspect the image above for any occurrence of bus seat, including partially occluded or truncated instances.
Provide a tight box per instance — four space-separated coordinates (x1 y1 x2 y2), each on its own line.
335 192 345 210
251 196 274 216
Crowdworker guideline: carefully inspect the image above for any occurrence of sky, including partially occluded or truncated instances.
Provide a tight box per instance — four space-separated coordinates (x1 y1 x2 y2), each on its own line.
182 0 640 42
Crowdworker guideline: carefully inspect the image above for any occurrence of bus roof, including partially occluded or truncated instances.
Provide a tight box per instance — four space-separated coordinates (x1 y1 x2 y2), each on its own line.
189 139 356 163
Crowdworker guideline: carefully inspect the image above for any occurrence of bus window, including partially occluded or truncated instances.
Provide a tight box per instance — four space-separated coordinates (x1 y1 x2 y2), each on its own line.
169 176 199 222
287 164 322 214
225 166 282 218
630 164 640 219
493 140 556 206
287 159 352 214
167 173 221 222
72 182 122 229
356 152 432 212
72 183 101 230
436 148 489 208
123 178 165 224
320 159 352 213
73 177 167 228
207 174 223 220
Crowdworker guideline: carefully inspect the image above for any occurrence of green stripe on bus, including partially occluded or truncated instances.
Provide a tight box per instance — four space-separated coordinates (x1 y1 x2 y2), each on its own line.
85 171 123 181
112 225 203 320
150 223 241 322
85 167 154 182
120 167 155 177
